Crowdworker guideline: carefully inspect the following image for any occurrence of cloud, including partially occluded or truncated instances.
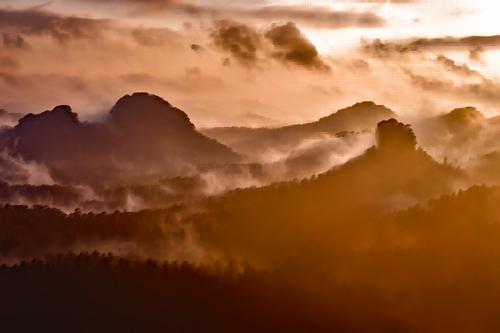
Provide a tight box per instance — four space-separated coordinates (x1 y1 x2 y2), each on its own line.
436 54 482 77
235 6 385 29
210 20 330 71
0 57 19 70
0 6 112 44
210 20 264 66
362 34 500 60
79 0 385 29
402 67 500 105
0 109 23 124
0 5 188 49
2 33 30 49
406 71 453 92
361 38 419 58
80 0 201 12
409 35 500 49
265 22 331 71
130 27 183 47
469 46 484 62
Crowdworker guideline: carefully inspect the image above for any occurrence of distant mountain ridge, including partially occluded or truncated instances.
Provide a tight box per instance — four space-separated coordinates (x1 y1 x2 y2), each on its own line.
201 101 396 155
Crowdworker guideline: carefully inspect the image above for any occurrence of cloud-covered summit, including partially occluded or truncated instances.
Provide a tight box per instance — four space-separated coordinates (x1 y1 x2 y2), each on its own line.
202 101 395 156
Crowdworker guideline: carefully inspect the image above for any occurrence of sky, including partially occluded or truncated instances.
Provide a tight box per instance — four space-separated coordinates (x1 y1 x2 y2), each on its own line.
0 0 499 125
0 0 500 34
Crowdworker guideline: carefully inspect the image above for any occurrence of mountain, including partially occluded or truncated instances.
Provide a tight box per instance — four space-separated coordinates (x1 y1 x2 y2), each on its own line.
200 101 396 156
412 106 497 164
0 93 240 184
185 119 467 265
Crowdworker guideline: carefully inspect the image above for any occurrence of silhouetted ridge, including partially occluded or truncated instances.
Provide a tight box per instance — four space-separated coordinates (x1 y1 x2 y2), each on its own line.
104 92 240 169
13 105 87 163
1 93 240 183
201 101 396 156
110 92 195 131
18 105 80 129
316 101 395 130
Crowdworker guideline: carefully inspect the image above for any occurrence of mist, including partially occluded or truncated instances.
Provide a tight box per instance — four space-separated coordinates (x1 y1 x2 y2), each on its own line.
2 0 500 332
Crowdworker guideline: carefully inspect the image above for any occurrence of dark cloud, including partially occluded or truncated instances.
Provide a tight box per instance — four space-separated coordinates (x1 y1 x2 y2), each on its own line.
210 20 330 71
2 33 30 49
402 67 454 92
403 67 500 104
436 54 482 77
469 46 484 62
130 27 182 47
239 6 385 29
362 38 418 58
210 20 264 65
83 0 177 7
363 34 500 59
0 5 189 50
80 0 208 15
80 0 384 29
0 57 19 70
264 22 330 71
191 43 203 51
350 58 370 71
409 34 500 49
466 79 500 104
0 7 112 44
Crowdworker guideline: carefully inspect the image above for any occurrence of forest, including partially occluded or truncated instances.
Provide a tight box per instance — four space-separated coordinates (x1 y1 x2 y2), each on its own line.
2 0 500 330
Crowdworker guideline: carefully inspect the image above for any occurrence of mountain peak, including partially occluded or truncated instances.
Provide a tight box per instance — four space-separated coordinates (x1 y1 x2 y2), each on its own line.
110 92 195 131
314 101 396 132
17 105 80 133
376 118 417 151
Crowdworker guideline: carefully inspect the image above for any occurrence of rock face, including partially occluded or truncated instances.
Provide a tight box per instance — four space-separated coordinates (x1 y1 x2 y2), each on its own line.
3 93 240 181
110 93 195 133
376 118 417 151
105 92 239 167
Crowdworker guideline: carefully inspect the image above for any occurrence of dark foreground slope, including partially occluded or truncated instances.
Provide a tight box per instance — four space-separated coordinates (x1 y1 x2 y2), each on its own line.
0 252 408 333
3 186 500 332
